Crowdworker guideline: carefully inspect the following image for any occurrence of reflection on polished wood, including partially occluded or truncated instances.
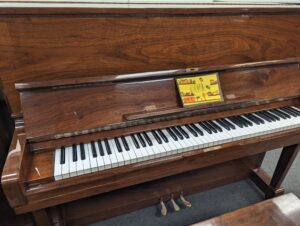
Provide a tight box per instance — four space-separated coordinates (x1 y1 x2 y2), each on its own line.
2 59 300 226
1 7 300 116
1 5 300 226
191 193 300 226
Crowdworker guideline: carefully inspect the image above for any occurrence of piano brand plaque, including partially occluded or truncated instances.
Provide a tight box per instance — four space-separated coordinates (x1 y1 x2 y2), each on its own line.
176 73 223 107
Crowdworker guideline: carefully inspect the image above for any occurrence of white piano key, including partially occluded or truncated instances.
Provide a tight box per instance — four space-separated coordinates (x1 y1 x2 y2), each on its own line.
211 122 232 143
137 133 155 159
54 148 62 180
87 143 98 173
76 145 85 176
117 138 131 165
277 109 299 129
109 139 125 166
226 118 250 139
136 134 152 160
105 140 119 168
98 141 112 170
124 136 138 163
180 126 201 149
69 147 77 177
147 132 167 157
154 130 174 156
54 106 300 181
192 124 212 147
82 144 92 174
161 129 179 155
61 147 71 179
94 141 105 171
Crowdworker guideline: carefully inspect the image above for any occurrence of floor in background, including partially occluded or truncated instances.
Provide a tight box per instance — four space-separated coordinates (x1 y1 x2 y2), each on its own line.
90 148 300 226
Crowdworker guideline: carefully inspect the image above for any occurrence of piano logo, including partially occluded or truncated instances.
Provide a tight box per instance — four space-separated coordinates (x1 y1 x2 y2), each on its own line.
176 73 223 107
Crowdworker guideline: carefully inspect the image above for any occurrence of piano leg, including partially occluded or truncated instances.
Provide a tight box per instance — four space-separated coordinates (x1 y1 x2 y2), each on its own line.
32 209 52 226
250 144 300 199
270 144 300 189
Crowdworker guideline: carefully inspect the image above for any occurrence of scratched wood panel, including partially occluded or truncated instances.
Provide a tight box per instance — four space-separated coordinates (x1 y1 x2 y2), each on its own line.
1 11 300 115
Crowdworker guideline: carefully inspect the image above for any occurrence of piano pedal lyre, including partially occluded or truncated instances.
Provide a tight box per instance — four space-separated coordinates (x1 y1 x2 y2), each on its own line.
180 193 192 208
160 199 168 217
170 194 180 212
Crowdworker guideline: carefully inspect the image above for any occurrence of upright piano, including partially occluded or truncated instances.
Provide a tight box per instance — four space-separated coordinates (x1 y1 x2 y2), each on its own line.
1 2 300 226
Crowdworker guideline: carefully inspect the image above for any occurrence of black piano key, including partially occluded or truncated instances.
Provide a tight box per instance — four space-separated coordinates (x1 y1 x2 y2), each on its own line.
265 111 280 121
171 127 184 140
158 129 169 142
166 128 178 141
285 107 300 116
114 138 123 152
177 126 189 138
137 133 146 147
91 141 97 157
185 125 198 137
97 140 105 156
208 121 223 132
275 109 290 118
199 122 212 134
72 144 77 162
249 113 264 124
222 118 236 129
244 114 260 125
280 107 298 117
104 139 112 155
270 109 287 119
151 131 162 144
262 111 278 121
235 116 249 127
190 124 204 135
290 106 300 114
203 121 217 133
216 119 230 130
228 116 242 128
228 117 243 128
256 112 272 122
60 146 65 164
121 136 130 151
131 135 140 149
142 132 153 146
239 116 253 126
80 143 85 160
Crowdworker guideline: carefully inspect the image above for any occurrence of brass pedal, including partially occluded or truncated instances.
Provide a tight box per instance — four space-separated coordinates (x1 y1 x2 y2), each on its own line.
180 193 192 208
160 199 167 216
171 195 180 212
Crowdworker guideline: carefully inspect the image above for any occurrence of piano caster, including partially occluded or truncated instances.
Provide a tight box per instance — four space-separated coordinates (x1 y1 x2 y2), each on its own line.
180 193 192 208
160 199 168 217
170 195 180 212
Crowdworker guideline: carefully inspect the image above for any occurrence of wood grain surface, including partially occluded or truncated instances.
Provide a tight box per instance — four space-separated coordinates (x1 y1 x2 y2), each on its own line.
19 62 300 142
1 9 300 115
191 193 300 226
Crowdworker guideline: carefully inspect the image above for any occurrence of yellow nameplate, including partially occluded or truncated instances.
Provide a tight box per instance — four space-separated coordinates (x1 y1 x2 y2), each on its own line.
176 73 223 107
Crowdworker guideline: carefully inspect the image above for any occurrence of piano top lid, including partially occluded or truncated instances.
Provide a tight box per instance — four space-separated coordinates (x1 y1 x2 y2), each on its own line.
16 58 300 143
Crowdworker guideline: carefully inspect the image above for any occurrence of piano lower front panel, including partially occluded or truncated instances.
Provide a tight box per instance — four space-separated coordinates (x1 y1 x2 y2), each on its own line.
60 157 261 226
19 127 300 215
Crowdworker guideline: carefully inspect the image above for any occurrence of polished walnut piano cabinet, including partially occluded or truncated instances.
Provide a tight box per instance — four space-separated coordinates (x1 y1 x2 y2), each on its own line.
1 3 300 226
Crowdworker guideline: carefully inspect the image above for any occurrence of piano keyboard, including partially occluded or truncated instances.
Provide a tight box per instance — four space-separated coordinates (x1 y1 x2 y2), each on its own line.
54 106 300 180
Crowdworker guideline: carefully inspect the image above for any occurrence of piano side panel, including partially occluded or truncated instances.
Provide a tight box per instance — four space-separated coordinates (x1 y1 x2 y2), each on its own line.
20 64 300 141
1 11 300 115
